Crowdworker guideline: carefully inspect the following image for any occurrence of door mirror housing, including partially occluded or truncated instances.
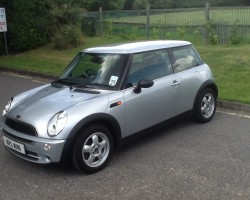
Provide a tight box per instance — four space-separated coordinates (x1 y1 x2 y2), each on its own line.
133 79 154 94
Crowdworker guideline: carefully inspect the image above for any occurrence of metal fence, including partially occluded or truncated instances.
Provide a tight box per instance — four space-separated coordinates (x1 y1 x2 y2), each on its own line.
82 4 250 45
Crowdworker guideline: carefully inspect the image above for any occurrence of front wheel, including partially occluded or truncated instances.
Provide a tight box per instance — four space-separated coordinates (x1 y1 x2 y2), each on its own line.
194 88 216 123
72 124 113 173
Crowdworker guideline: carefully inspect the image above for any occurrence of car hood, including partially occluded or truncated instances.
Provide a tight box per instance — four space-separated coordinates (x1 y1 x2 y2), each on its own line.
7 84 105 122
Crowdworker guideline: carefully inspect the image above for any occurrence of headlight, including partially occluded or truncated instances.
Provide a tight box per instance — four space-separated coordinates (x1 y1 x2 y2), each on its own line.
47 111 68 136
2 98 13 117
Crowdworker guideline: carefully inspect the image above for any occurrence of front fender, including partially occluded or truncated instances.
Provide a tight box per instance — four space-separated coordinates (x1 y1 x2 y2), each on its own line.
60 113 122 163
68 113 121 141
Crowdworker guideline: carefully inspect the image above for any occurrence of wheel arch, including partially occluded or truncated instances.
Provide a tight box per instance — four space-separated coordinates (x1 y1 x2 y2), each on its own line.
193 80 218 111
60 113 122 164
69 113 121 147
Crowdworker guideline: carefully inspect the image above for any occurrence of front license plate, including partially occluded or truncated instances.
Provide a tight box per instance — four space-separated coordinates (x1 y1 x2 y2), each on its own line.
3 136 25 154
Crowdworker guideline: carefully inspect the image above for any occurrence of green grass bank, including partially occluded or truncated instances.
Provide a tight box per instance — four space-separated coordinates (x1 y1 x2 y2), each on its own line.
0 37 250 104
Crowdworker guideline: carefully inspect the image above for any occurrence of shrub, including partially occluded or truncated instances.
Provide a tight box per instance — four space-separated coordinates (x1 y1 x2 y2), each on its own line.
193 29 201 45
106 20 113 38
152 28 160 39
53 25 84 50
81 17 96 37
119 25 138 40
206 20 218 45
230 19 241 45
4 0 52 51
9 26 48 51
177 24 188 40
209 33 219 45
165 32 171 40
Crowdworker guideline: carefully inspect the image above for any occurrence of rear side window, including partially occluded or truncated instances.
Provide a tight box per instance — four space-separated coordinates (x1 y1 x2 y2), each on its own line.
168 46 203 73
127 49 173 85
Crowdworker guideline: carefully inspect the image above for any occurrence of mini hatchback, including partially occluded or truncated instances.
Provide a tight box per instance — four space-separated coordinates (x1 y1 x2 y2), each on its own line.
1 40 218 173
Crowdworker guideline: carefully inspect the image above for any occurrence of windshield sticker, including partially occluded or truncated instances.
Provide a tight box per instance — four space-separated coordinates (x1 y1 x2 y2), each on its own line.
109 76 118 86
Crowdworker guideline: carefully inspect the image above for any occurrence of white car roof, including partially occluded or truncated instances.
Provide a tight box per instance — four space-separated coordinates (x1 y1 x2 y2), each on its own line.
83 40 191 54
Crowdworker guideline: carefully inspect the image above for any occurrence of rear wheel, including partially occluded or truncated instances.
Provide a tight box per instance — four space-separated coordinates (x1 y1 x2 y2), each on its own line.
72 124 113 173
194 88 216 123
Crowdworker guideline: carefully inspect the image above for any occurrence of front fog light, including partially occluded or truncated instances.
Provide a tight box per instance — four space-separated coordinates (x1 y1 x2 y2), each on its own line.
2 98 13 117
47 111 67 136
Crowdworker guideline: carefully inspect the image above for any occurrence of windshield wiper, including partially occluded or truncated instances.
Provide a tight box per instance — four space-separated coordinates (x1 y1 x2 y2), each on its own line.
51 78 77 86
74 83 112 89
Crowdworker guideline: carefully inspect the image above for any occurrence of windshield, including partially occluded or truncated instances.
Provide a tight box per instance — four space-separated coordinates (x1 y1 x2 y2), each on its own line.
57 53 128 90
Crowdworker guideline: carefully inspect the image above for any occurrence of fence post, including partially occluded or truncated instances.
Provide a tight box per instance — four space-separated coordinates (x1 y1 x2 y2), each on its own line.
146 5 150 40
205 2 210 44
99 7 103 36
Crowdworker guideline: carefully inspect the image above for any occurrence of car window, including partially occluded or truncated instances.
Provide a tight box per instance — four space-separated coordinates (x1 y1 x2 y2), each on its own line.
127 50 172 86
59 53 128 89
169 46 202 73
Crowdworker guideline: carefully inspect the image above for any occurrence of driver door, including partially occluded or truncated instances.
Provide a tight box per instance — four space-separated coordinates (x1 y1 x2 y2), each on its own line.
123 50 183 136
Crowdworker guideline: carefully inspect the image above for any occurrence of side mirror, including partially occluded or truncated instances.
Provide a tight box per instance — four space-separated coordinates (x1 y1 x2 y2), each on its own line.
133 79 154 94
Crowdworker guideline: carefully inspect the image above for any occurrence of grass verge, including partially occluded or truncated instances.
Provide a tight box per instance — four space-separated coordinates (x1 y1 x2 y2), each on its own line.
0 37 250 104
197 44 250 104
0 37 129 76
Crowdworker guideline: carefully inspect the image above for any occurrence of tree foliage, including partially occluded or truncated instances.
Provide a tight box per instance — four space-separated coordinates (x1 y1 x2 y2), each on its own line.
49 0 85 50
0 0 52 51
0 0 87 52
123 0 135 10
82 0 124 11
210 0 250 6
129 0 250 9
1 0 249 52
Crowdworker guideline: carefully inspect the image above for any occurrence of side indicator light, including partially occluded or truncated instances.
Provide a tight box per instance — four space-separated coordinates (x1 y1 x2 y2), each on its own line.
110 101 122 108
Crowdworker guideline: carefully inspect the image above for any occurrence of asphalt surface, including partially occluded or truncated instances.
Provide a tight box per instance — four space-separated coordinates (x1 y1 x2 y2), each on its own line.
1 71 250 200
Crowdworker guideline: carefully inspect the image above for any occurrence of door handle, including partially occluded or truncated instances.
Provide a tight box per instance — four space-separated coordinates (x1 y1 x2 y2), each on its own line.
171 80 181 87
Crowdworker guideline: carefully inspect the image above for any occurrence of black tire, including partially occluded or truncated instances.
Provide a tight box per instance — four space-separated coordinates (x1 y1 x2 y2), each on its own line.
194 88 216 123
72 124 113 173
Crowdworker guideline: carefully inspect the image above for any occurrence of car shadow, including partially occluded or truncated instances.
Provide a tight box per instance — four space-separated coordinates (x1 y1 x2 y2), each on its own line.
113 117 194 157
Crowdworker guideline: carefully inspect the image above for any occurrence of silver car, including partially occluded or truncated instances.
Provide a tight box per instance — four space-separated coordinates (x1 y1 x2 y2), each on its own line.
1 40 218 173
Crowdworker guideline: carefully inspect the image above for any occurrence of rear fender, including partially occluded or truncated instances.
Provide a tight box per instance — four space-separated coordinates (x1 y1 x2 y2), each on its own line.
193 80 218 110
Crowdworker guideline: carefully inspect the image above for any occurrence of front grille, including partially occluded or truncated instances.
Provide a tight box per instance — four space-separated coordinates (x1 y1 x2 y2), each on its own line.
5 117 37 137
2 129 33 144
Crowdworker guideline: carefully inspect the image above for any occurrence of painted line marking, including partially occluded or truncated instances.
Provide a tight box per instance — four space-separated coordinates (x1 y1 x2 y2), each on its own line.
217 110 250 119
4 72 49 84
32 80 49 84
9 73 31 79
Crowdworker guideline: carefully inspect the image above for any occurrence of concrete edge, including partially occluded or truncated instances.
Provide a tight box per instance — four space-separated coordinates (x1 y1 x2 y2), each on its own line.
0 66 58 80
1 66 250 113
217 100 250 113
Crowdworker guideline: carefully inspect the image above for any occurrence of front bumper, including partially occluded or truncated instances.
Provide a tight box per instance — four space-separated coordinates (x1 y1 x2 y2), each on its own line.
1 124 66 164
